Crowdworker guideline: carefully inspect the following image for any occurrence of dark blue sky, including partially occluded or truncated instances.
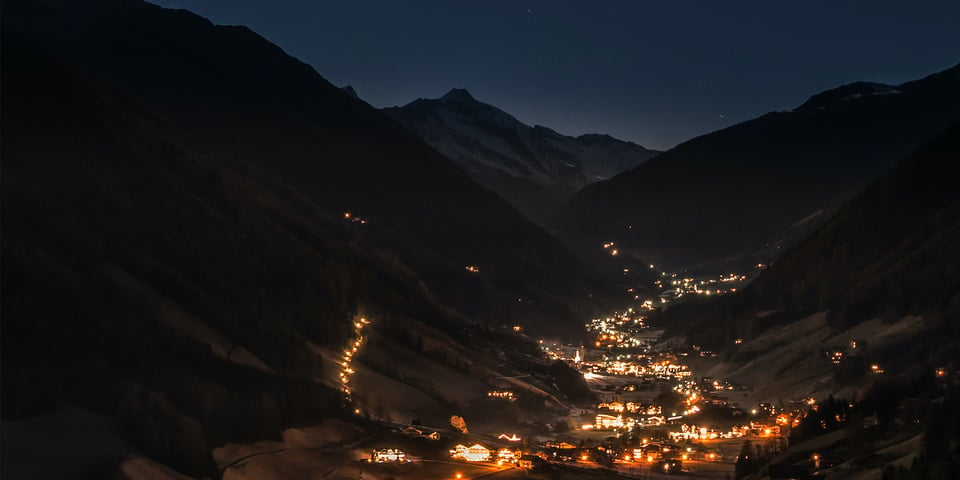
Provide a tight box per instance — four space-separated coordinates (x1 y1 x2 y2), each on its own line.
153 1 959 150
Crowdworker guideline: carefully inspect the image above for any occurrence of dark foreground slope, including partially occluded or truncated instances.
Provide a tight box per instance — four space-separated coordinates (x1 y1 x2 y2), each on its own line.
1 32 396 474
658 122 960 356
2 0 608 333
557 67 960 272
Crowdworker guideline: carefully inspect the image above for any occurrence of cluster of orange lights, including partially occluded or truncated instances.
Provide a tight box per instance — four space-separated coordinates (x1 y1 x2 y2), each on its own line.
628 447 653 462
602 242 619 256
339 317 369 398
343 211 367 224
487 390 516 401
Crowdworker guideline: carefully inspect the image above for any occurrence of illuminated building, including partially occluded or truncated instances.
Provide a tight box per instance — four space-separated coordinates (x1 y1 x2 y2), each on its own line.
372 448 409 463
464 444 491 462
451 443 492 462
497 448 517 462
595 414 623 429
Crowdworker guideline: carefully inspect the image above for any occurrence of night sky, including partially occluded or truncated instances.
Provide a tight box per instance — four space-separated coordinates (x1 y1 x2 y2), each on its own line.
152 1 959 150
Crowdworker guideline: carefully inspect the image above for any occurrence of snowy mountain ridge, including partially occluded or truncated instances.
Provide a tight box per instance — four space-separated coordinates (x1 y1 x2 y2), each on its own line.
383 88 660 220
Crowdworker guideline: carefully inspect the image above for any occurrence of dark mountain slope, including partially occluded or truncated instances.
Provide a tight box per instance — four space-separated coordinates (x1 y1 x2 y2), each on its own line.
0 31 439 474
657 122 960 353
557 66 960 272
649 126 960 480
2 29 597 478
384 89 660 222
2 0 607 333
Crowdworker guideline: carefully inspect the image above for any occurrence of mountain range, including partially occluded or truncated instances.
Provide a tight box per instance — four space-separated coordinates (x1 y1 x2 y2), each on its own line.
384 89 660 222
658 122 960 349
3 0 960 478
554 65 960 273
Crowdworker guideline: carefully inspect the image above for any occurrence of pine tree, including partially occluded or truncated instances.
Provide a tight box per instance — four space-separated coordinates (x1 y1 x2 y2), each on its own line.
735 439 756 479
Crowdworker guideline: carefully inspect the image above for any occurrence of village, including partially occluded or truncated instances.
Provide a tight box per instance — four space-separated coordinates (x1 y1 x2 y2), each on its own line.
603 242 753 305
213 297 930 480
330 305 831 480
